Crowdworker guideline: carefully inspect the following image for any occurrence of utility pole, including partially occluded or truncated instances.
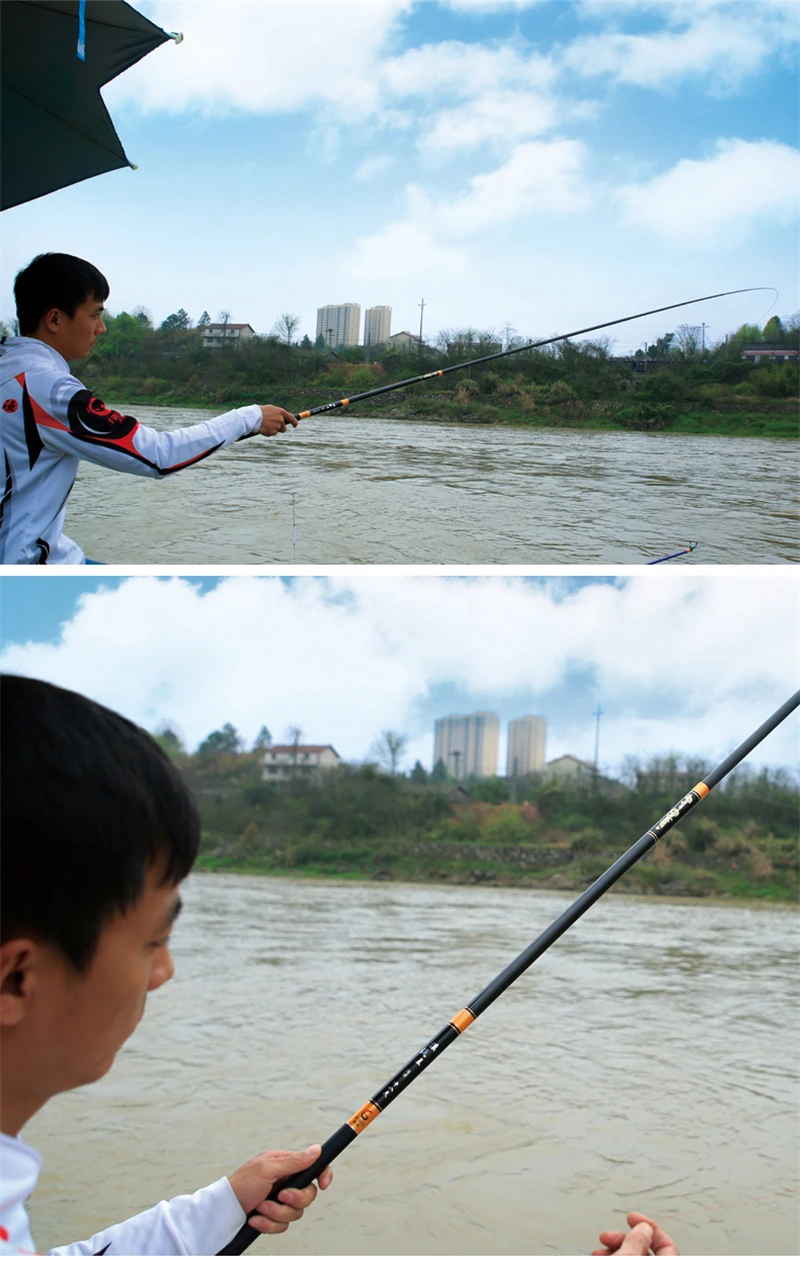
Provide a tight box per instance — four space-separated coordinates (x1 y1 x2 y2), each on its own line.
592 704 602 791
418 298 426 362
701 322 707 354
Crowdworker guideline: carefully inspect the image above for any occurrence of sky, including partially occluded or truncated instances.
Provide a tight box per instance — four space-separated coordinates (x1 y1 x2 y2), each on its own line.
1 0 797 354
1 573 797 776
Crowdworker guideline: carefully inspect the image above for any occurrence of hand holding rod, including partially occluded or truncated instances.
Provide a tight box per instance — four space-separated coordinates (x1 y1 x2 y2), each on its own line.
218 690 799 1255
293 288 776 421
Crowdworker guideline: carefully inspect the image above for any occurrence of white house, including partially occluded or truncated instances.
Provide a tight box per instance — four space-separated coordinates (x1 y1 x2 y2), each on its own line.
262 744 341 781
740 345 798 364
546 754 597 783
386 331 418 351
202 322 256 350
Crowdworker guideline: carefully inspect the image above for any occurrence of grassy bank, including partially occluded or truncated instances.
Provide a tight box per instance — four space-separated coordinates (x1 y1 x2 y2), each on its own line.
194 833 798 903
107 378 797 439
160 741 797 907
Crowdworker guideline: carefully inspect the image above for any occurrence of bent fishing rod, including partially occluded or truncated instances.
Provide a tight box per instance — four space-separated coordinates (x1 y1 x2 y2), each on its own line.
292 288 776 421
219 688 799 1256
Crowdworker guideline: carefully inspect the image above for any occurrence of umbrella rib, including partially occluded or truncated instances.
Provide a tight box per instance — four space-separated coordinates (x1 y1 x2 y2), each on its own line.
3 85 127 164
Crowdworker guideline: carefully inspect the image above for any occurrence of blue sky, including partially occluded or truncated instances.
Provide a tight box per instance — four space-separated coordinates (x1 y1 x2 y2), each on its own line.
1 573 796 775
2 0 796 354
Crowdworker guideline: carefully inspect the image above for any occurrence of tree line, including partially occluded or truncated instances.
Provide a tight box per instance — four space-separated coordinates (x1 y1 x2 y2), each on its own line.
152 722 798 903
46 306 798 410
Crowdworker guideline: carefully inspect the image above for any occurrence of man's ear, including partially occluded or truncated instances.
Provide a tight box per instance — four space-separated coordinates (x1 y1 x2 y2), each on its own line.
44 307 63 334
0 940 40 1027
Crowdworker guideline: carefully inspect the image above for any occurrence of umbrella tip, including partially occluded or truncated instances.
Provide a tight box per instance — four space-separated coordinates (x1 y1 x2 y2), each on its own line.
169 31 184 44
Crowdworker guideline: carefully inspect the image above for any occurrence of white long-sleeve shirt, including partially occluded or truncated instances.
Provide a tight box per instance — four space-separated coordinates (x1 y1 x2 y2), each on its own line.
0 337 263 564
0 1131 246 1255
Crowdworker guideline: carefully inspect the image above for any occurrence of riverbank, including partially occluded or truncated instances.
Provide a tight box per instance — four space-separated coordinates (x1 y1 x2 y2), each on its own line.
194 835 798 902
106 383 797 438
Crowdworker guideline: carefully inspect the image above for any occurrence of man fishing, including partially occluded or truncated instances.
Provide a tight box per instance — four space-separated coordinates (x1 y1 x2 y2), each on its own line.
0 674 678 1256
0 253 297 564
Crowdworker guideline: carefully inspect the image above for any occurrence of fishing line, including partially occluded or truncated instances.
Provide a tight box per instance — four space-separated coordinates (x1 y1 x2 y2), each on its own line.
292 288 776 422
217 690 799 1256
754 287 780 325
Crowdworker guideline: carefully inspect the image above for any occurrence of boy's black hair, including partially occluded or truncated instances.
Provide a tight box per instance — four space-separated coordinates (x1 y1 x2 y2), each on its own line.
14 253 110 335
0 675 199 971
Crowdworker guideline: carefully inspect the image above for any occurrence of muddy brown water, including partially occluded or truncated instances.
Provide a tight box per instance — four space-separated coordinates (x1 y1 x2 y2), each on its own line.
64 407 798 564
25 874 799 1255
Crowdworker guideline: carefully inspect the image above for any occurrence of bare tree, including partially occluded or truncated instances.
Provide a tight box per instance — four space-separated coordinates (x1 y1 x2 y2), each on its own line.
501 321 519 352
674 324 702 358
370 729 408 775
273 313 302 345
286 724 303 767
218 309 231 351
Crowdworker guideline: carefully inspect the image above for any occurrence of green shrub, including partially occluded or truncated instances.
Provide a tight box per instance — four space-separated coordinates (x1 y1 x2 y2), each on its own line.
745 363 799 398
614 403 675 429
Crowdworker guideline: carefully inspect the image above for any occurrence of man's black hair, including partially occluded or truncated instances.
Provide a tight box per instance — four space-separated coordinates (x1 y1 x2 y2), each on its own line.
0 675 199 971
14 253 109 335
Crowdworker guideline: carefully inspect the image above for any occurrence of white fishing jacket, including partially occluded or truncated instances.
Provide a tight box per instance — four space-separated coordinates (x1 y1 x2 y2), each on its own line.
0 337 263 564
0 1131 246 1255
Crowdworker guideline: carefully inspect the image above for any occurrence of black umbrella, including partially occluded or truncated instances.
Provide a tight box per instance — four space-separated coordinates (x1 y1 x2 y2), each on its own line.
1 0 179 211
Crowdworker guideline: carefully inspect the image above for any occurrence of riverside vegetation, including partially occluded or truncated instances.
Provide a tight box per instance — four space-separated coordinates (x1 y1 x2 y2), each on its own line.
32 308 800 439
155 726 799 903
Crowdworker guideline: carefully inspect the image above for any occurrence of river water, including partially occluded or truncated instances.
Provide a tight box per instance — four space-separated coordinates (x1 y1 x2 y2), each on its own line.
25 875 798 1256
64 407 798 564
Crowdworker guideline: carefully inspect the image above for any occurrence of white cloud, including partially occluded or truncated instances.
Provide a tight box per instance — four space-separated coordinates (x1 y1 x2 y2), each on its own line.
565 6 797 90
440 0 539 9
106 0 412 119
345 218 469 282
354 155 395 182
616 138 799 243
1 576 796 772
417 90 561 157
439 139 590 233
382 39 557 100
345 138 589 279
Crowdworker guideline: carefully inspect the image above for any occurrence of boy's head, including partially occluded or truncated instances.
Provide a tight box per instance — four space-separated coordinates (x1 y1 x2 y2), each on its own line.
0 676 199 1131
13 253 109 359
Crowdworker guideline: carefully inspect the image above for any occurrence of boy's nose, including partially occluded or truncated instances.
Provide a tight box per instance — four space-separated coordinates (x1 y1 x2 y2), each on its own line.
149 947 175 991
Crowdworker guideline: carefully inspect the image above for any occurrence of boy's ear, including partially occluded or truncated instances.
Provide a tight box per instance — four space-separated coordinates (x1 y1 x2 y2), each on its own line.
0 940 40 1027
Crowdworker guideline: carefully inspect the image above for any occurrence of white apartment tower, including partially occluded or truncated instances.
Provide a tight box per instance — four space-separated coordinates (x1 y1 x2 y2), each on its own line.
434 712 499 780
363 306 391 346
316 303 361 349
506 715 547 778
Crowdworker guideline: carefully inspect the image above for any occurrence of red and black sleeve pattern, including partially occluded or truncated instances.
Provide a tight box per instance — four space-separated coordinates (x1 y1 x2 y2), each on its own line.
65 391 223 474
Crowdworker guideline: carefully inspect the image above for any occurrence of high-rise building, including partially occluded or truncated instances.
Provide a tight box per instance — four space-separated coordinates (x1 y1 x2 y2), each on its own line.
363 305 391 346
433 712 499 779
506 715 547 778
316 303 361 349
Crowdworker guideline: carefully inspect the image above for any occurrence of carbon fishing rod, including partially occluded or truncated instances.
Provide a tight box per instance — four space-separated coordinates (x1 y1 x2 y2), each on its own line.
219 689 799 1256
293 288 775 421
648 542 698 565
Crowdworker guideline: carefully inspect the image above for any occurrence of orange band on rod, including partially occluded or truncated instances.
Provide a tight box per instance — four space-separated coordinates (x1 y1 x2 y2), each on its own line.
341 398 349 406
450 1008 476 1033
693 782 710 799
347 1101 380 1134
298 411 311 419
